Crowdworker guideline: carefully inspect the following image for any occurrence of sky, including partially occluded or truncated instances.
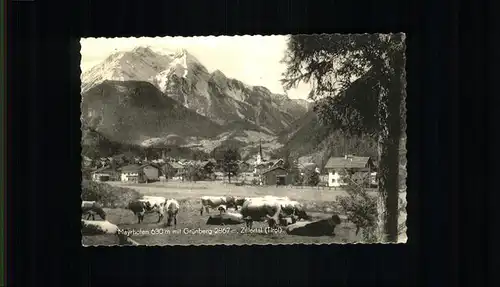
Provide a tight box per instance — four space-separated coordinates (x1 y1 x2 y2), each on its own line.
80 35 313 100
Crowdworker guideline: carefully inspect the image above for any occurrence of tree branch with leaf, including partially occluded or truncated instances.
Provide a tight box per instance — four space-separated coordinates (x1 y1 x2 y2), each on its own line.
281 34 406 242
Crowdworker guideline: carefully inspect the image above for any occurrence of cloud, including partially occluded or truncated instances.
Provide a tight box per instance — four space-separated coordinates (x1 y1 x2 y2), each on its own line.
80 36 313 100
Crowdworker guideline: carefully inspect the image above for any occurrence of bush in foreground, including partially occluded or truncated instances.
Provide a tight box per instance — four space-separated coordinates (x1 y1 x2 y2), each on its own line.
81 180 140 208
337 173 379 243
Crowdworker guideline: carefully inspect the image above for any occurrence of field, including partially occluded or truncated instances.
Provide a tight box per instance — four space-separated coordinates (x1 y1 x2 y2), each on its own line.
82 181 405 246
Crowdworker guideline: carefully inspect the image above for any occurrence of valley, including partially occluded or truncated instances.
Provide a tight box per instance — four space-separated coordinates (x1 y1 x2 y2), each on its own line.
81 46 320 162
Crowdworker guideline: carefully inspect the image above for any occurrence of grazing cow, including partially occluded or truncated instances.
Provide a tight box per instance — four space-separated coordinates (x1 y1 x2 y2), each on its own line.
278 214 298 226
217 204 227 214
139 196 167 223
262 195 290 201
199 196 237 215
249 196 310 223
285 215 342 237
234 197 249 209
277 200 311 221
239 198 282 229
81 201 107 221
81 220 119 235
164 199 180 228
206 212 244 225
128 200 151 224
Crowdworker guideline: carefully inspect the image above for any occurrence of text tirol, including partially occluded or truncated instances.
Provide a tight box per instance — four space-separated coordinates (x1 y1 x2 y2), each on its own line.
240 226 283 234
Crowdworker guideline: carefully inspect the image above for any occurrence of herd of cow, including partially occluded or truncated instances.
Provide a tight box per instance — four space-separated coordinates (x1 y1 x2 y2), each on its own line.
81 195 344 238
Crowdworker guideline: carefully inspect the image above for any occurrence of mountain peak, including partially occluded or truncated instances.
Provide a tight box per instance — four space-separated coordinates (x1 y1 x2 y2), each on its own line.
177 48 188 55
170 48 201 65
252 86 271 94
132 46 154 53
211 69 227 80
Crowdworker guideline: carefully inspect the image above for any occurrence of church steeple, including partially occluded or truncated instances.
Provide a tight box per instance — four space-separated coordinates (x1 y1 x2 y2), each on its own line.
256 139 264 165
259 139 264 161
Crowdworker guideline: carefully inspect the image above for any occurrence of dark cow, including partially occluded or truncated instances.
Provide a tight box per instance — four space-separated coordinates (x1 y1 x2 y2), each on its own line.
81 201 107 221
164 199 180 228
128 200 153 224
239 198 282 229
285 214 342 237
200 196 237 215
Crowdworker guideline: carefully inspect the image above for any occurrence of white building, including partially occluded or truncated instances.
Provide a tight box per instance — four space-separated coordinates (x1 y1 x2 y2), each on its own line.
120 164 141 183
119 163 160 183
324 155 375 188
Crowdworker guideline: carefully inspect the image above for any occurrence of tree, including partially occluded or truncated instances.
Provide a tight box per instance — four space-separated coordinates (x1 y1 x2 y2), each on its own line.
221 147 240 183
281 148 292 171
288 160 302 185
82 145 99 160
337 172 378 241
191 150 208 161
185 163 203 182
304 168 320 186
282 34 406 242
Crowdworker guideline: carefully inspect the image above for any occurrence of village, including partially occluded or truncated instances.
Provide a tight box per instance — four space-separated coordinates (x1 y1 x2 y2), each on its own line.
82 141 378 190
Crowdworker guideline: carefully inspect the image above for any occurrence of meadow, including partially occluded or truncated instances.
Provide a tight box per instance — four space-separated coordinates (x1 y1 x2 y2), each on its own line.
82 181 406 246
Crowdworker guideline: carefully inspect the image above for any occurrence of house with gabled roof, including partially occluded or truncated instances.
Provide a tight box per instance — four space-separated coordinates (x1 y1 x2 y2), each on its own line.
324 154 375 188
119 163 161 183
260 166 291 186
161 161 185 179
91 165 120 182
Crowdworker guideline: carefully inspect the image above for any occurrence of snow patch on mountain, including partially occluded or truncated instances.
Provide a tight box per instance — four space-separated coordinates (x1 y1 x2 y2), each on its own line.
169 50 189 78
81 47 174 93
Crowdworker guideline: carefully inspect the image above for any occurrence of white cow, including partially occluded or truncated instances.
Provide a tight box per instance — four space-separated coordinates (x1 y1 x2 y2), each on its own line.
206 211 244 225
164 199 180 228
239 197 283 229
275 199 310 221
137 196 167 223
81 220 119 235
199 196 237 215
217 204 227 214
248 196 311 223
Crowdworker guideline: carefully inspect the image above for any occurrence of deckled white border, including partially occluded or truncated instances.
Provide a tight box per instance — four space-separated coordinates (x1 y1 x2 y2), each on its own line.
80 33 408 247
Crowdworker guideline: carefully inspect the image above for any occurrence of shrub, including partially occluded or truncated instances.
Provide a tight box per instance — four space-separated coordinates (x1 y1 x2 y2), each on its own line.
304 169 320 186
185 164 204 182
81 180 141 208
337 171 379 242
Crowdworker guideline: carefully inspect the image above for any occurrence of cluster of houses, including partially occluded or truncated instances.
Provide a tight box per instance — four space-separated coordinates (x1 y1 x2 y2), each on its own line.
84 144 378 188
87 158 219 184
253 148 377 187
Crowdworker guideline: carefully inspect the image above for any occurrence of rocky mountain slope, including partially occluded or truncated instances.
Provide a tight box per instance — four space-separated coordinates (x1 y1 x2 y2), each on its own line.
81 47 175 93
278 109 378 168
81 80 224 145
81 47 310 134
277 74 381 167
